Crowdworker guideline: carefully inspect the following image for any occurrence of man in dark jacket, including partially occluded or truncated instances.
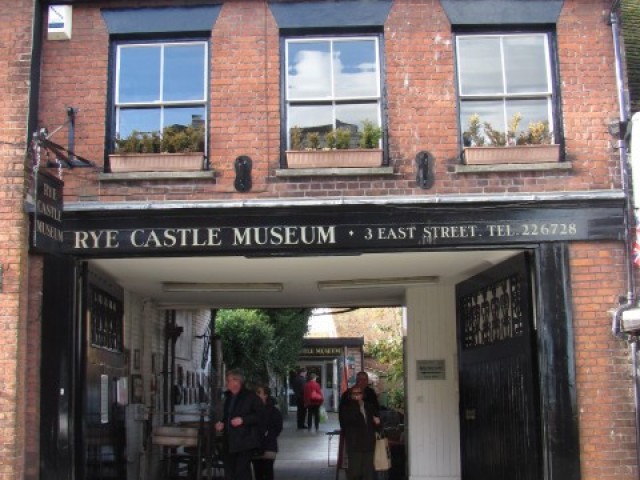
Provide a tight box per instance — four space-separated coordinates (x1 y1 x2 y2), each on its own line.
291 368 307 430
215 369 264 480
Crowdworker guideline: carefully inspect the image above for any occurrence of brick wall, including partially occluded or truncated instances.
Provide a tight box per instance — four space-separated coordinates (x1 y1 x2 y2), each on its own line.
17 1 638 480
0 0 35 479
37 0 623 202
24 257 43 480
570 242 637 480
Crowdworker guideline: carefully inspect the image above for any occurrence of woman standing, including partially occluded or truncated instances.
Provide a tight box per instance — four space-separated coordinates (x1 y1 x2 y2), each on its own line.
251 385 283 480
338 386 381 480
303 373 324 432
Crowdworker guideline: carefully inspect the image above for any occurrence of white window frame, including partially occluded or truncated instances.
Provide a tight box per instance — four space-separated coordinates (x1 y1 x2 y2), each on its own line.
114 40 208 140
456 33 555 146
284 36 383 149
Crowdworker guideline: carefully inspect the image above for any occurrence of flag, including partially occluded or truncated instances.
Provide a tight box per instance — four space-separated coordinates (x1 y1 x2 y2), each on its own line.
340 363 348 395
341 346 349 395
634 227 640 267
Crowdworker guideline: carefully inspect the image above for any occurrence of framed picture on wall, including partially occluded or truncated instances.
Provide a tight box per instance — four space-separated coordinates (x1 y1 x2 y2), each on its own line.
175 312 193 360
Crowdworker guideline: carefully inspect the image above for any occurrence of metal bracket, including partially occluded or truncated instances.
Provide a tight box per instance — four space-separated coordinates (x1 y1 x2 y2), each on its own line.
415 151 434 189
234 155 252 192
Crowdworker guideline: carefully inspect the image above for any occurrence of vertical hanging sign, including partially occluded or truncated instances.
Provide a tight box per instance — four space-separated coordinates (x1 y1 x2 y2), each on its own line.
31 171 64 252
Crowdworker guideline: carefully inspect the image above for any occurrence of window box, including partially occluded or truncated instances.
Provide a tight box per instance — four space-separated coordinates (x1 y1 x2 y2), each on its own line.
463 144 560 165
286 149 383 169
108 152 205 173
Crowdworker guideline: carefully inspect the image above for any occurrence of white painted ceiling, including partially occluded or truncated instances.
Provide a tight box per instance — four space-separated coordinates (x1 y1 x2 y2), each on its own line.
90 249 520 309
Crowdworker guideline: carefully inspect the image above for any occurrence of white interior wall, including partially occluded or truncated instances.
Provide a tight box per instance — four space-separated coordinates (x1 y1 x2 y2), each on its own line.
123 291 212 480
174 309 211 416
405 285 461 480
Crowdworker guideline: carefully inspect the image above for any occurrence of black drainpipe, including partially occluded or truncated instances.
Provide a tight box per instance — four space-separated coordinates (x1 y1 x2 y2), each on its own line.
28 1 44 142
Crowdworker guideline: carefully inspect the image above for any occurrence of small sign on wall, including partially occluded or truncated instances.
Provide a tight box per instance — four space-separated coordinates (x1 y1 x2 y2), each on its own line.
416 359 446 380
48 5 72 40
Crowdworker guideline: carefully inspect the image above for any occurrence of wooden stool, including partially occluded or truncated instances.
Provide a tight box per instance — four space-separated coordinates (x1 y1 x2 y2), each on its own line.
153 425 199 479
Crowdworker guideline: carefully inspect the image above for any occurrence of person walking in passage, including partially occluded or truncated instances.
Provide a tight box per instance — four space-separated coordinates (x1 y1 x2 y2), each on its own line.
251 385 283 480
291 368 307 430
339 386 381 480
215 369 264 480
303 372 324 432
340 371 380 411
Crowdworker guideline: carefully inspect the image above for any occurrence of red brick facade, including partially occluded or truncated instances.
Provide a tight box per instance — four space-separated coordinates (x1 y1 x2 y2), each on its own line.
570 242 635 479
38 0 622 203
0 1 36 479
0 0 636 479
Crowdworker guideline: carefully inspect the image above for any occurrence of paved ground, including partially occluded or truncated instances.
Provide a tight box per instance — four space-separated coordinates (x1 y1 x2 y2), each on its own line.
275 411 343 480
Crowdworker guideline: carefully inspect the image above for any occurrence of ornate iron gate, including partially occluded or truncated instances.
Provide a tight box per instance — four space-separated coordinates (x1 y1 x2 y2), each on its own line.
456 254 541 480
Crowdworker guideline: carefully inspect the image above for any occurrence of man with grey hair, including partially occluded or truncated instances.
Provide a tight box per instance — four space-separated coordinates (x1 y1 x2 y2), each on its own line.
215 369 264 480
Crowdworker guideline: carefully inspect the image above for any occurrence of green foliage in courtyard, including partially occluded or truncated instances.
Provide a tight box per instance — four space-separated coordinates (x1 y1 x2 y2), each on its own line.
366 324 405 411
216 308 310 386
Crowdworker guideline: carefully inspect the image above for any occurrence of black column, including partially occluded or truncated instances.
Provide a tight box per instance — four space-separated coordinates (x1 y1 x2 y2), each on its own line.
535 242 581 480
40 254 78 480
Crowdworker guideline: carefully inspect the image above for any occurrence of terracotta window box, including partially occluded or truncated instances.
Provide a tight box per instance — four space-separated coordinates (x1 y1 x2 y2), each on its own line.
286 149 383 169
108 153 205 173
463 144 560 165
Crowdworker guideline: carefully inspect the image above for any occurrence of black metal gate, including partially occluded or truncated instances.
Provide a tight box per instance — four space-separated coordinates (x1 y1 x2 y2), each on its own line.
456 253 541 480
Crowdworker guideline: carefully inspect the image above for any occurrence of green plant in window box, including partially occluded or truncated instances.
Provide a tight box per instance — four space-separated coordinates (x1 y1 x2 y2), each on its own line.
325 129 337 150
335 128 352 150
114 125 204 154
110 124 205 173
285 121 382 169
290 126 303 151
161 125 205 153
516 120 552 145
359 120 382 149
305 131 321 150
462 113 559 165
114 130 162 153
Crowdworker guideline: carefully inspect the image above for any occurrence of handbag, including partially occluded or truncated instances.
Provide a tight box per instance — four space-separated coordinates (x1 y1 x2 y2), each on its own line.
374 432 391 471
310 389 324 404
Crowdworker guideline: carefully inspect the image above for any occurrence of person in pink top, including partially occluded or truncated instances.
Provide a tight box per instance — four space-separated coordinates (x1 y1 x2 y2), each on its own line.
303 373 324 432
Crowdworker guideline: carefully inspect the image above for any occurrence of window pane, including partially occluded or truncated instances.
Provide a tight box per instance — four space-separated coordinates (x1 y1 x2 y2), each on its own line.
333 40 378 98
118 46 161 103
164 107 206 130
118 108 161 139
504 36 549 94
287 42 332 100
163 107 205 152
505 99 551 137
164 44 206 102
287 105 333 148
458 37 503 95
460 100 505 146
336 103 379 129
336 103 380 148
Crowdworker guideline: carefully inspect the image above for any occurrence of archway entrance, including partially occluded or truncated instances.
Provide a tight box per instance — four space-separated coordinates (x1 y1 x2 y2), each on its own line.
37 197 602 479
